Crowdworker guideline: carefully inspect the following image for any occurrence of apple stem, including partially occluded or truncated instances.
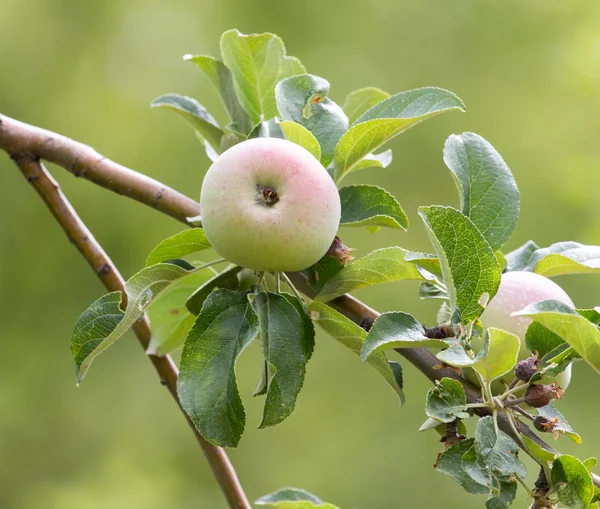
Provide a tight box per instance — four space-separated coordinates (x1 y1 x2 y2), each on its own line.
255 271 265 289
275 272 281 294
280 271 306 308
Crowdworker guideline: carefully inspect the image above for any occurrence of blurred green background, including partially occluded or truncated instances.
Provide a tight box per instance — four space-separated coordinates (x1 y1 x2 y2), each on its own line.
1 0 599 508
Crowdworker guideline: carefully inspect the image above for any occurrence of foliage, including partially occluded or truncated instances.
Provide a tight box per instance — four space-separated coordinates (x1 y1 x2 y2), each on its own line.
66 28 600 509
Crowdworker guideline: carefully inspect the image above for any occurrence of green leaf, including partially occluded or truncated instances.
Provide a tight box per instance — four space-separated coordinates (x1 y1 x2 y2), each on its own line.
70 292 124 379
525 242 600 277
436 439 489 494
436 340 476 368
425 377 470 423
475 416 527 479
71 263 195 382
472 328 520 383
150 94 224 154
183 54 252 134
279 120 321 160
255 488 339 509
177 289 258 447
301 255 344 294
251 292 312 428
146 229 211 266
462 445 493 489
404 251 443 280
516 299 600 375
443 133 520 251
521 434 558 463
220 29 305 125
334 87 465 183
146 269 215 356
419 206 501 324
504 240 540 272
342 86 390 124
275 74 348 166
350 149 393 173
579 308 600 327
339 185 408 232
552 455 595 509
418 281 448 299
525 321 566 358
248 117 284 139
361 312 447 361
186 265 242 315
309 301 404 403
486 480 517 509
314 247 423 302
537 404 582 444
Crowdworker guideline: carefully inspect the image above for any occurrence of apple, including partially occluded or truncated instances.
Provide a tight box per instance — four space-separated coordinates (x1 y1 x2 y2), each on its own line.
467 271 574 390
200 138 341 272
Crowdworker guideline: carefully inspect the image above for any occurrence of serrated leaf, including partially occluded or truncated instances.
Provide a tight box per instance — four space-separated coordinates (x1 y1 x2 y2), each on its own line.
339 185 408 231
525 242 600 277
418 281 448 299
279 120 321 160
475 416 527 479
186 265 242 315
537 404 582 444
361 312 447 361
71 263 197 382
248 117 284 139
281 293 315 361
485 480 517 509
404 251 443 280
443 133 520 251
301 255 344 294
525 321 566 358
504 240 540 272
436 439 489 494
150 94 224 153
350 149 393 173
436 340 475 368
334 87 465 183
309 301 404 404
255 488 339 509
516 299 600 375
462 445 493 489
183 54 252 134
552 455 595 509
275 74 348 166
425 377 469 422
472 328 520 383
314 247 423 302
419 206 501 324
251 292 312 428
342 86 390 124
70 292 124 378
146 229 211 266
521 434 557 463
579 308 600 327
177 289 258 447
146 269 215 356
220 29 305 125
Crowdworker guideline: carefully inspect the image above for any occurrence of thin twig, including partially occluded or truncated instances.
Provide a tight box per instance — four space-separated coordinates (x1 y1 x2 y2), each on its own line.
10 154 250 509
2 114 599 490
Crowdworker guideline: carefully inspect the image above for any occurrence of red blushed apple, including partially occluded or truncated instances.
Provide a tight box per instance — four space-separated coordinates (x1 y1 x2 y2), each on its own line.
200 138 341 272
470 271 574 390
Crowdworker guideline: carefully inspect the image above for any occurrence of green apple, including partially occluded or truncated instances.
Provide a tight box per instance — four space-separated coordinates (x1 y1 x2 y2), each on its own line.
466 271 574 391
200 138 341 272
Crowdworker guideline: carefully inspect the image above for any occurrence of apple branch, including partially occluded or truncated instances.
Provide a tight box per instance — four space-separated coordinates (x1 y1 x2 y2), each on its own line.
5 151 250 509
1 113 598 490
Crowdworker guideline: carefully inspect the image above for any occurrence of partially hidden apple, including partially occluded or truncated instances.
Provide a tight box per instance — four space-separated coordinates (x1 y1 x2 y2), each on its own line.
468 271 574 390
200 138 341 272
